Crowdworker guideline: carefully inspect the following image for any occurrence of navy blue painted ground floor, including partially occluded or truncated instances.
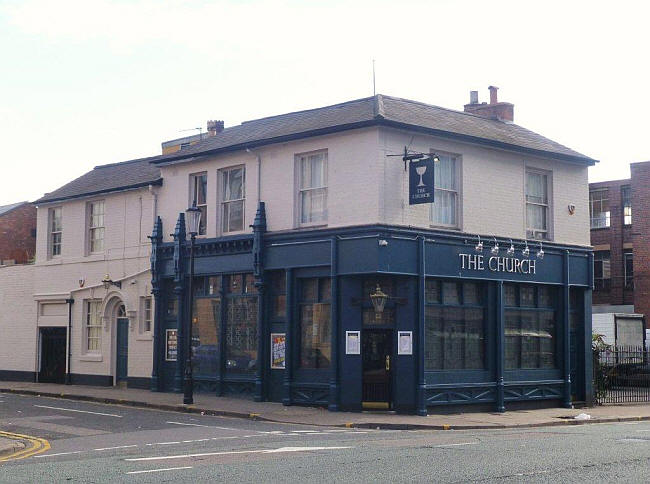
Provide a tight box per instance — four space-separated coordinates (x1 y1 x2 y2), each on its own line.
149 205 593 414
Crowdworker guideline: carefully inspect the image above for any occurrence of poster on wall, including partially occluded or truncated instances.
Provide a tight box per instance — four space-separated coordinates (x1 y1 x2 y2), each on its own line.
346 331 361 355
398 331 413 355
166 329 178 361
271 333 286 369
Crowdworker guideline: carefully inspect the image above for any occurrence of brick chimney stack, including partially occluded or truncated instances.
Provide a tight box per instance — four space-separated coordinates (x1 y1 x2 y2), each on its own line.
207 120 224 136
464 86 514 122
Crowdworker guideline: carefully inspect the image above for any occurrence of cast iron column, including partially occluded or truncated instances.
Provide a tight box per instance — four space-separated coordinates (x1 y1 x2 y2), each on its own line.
149 216 163 391
283 268 293 406
172 214 186 393
251 202 267 402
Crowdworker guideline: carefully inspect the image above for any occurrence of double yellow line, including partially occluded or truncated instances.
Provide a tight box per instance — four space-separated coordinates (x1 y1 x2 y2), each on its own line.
0 430 50 462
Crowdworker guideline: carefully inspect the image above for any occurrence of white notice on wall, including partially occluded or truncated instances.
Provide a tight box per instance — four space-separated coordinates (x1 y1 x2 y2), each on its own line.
346 331 360 355
398 331 412 355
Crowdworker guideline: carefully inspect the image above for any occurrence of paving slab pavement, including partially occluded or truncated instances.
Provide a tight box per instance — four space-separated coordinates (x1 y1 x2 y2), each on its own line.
0 436 25 458
2 380 650 430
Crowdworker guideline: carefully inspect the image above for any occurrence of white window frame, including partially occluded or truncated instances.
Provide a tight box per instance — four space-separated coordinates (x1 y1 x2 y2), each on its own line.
296 150 328 226
49 206 63 258
429 151 460 229
624 250 634 289
140 297 153 334
189 172 208 236
87 200 105 254
589 189 611 229
85 300 103 353
525 168 552 240
220 165 246 234
622 185 632 225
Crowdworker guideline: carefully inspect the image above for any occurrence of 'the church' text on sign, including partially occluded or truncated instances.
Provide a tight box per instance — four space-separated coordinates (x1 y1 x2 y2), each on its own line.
459 253 537 274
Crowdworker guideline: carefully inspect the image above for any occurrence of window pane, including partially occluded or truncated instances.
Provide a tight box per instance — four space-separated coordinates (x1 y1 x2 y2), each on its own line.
432 190 456 226
192 298 220 378
463 282 479 305
526 173 547 204
442 282 460 305
527 204 546 231
301 278 318 301
299 303 331 368
424 304 485 370
504 284 516 306
225 296 258 373
425 280 441 304
435 155 456 190
301 188 327 223
520 285 535 307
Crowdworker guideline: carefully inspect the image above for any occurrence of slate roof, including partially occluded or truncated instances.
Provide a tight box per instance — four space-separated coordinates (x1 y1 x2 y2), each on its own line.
0 201 29 216
151 94 596 166
35 94 595 204
36 158 162 204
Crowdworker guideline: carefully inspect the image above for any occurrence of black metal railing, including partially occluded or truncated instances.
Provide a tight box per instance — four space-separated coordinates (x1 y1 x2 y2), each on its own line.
594 346 650 404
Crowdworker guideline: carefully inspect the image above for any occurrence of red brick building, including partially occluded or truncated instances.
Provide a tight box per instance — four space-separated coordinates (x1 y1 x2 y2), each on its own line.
0 201 37 265
590 161 650 327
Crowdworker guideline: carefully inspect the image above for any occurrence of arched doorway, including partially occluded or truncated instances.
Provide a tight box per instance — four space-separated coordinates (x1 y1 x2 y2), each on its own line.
115 303 129 385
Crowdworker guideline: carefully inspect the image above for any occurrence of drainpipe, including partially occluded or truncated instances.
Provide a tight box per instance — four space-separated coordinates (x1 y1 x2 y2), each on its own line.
65 298 74 384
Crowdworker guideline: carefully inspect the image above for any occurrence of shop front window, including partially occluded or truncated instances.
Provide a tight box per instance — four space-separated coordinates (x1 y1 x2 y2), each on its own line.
299 277 331 369
504 284 557 370
192 296 221 378
224 273 258 374
424 280 486 370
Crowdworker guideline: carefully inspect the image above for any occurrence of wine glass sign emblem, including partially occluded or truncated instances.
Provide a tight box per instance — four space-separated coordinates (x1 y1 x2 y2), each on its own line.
416 165 427 187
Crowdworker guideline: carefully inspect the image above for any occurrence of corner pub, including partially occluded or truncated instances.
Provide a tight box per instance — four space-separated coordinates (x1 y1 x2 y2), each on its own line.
146 91 594 415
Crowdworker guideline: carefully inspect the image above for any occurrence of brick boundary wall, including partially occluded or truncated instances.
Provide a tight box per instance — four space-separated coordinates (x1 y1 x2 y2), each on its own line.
0 204 37 264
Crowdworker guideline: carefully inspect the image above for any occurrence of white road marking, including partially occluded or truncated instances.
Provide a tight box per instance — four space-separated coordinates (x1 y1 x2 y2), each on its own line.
288 430 320 433
126 446 352 462
166 421 239 431
34 451 84 458
432 442 479 448
617 438 649 443
34 405 122 418
94 445 138 451
126 466 192 475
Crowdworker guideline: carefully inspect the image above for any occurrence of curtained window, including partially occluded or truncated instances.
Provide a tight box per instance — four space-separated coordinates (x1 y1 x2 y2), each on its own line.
430 154 458 227
526 171 549 239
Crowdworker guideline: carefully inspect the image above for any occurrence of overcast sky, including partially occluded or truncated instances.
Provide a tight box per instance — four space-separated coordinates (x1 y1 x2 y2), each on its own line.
1 0 647 206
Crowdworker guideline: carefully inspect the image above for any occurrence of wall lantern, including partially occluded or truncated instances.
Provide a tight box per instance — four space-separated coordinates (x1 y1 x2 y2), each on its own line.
491 237 499 256
522 241 530 258
369 284 389 316
536 242 544 260
475 235 483 253
102 274 121 290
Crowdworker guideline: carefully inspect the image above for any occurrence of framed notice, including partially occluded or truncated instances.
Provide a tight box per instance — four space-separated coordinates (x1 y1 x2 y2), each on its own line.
398 331 413 355
271 333 286 370
346 331 361 355
165 329 178 361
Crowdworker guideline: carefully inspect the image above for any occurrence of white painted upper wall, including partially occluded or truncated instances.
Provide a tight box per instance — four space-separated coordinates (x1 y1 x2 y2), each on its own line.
157 126 590 246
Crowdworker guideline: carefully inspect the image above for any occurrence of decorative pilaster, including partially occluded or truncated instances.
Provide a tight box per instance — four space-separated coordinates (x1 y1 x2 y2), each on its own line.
328 236 339 412
172 213 186 393
416 236 427 416
496 280 506 413
283 268 293 406
148 217 163 392
563 250 572 408
251 202 267 402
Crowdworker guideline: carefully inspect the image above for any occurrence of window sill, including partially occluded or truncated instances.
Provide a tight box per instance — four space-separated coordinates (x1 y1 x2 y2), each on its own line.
590 226 611 231
135 334 153 341
429 224 460 231
79 354 103 362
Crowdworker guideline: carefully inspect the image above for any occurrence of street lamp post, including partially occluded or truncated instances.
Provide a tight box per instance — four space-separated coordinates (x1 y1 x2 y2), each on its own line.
184 201 201 405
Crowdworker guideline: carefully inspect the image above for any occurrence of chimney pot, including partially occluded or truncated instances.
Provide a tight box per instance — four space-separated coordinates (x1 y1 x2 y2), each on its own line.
488 85 499 105
470 91 479 104
207 120 224 136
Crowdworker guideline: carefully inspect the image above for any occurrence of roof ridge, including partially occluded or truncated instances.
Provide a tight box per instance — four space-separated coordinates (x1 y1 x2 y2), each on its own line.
240 96 375 125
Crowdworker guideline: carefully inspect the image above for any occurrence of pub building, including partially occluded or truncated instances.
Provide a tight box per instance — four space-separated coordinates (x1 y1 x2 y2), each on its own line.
148 92 595 414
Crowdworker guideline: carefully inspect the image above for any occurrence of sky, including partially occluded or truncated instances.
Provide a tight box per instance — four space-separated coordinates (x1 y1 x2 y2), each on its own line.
1 0 648 206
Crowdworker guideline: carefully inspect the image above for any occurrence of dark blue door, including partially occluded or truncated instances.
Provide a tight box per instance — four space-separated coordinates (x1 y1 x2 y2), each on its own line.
116 318 129 383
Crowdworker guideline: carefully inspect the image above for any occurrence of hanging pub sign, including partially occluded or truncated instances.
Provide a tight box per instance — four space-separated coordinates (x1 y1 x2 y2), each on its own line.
409 157 435 205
